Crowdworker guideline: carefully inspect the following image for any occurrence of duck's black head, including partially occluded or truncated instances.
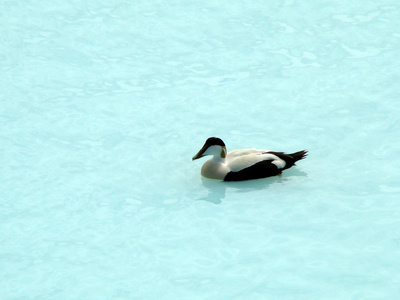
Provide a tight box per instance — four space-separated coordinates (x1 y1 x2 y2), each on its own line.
205 137 225 147
192 137 227 160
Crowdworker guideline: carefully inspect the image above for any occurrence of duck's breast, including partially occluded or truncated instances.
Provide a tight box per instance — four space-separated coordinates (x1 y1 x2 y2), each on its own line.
201 159 230 180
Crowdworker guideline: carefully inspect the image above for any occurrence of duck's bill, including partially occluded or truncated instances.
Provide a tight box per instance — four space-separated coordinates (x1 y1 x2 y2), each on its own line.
192 145 207 160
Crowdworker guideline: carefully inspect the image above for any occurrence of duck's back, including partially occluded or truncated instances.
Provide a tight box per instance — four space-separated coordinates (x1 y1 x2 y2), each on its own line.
226 148 269 161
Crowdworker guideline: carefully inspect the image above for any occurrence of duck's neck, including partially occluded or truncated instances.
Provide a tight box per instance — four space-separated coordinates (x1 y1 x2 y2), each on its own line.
211 155 226 164
207 145 227 164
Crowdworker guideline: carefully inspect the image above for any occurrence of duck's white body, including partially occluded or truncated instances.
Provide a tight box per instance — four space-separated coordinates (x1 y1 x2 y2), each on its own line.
200 148 286 180
193 138 307 181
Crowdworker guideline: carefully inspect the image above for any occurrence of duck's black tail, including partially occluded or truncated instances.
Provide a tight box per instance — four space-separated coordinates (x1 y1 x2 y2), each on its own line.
290 150 308 162
267 150 308 170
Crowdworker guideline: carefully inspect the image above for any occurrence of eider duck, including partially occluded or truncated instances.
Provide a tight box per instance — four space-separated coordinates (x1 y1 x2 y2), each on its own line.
192 137 307 181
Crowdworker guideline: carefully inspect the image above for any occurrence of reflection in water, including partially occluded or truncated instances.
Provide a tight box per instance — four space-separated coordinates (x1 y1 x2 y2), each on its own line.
196 168 308 204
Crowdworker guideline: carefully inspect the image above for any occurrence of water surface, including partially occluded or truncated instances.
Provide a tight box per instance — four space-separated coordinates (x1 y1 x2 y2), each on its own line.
1 1 400 298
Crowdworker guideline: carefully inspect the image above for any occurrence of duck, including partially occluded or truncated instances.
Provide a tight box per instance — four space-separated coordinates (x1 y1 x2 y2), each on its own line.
192 137 307 181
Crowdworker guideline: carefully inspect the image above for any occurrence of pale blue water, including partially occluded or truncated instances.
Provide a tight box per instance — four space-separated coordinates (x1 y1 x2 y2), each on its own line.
1 1 400 299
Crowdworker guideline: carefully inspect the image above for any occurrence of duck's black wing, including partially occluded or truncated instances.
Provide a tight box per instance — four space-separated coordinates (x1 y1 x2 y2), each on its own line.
224 159 281 181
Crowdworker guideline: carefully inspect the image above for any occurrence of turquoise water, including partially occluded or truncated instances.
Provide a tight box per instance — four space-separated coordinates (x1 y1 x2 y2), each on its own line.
1 0 400 298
